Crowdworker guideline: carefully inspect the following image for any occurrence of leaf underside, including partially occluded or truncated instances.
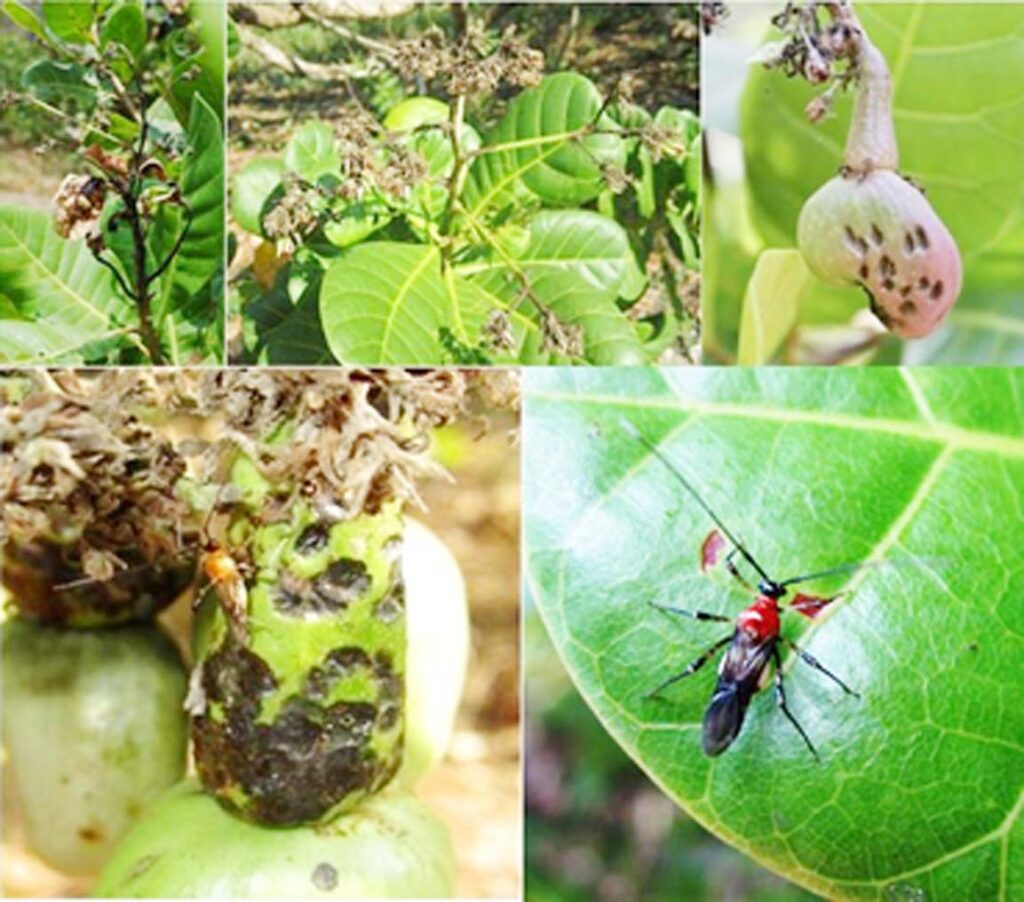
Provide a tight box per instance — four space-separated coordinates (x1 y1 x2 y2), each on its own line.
524 367 1024 901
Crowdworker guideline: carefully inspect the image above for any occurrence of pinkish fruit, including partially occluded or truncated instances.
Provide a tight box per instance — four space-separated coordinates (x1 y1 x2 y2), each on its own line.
797 170 962 339
796 27 962 339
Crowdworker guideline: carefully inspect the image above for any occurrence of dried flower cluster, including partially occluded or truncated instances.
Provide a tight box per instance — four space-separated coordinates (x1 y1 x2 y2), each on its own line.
186 369 467 518
261 175 323 255
53 174 107 250
1 371 196 622
764 3 860 83
1 369 484 620
393 22 543 97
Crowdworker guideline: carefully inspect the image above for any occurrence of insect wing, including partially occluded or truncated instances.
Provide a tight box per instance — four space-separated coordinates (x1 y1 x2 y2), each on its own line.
701 631 774 756
213 575 249 644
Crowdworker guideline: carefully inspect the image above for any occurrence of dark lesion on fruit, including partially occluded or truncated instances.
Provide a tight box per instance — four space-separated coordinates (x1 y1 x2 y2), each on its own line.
374 652 403 732
295 522 330 555
305 646 374 700
272 558 372 617
192 641 402 826
373 579 405 624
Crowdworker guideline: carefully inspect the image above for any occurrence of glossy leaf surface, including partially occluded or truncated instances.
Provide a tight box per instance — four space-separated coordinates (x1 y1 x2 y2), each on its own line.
524 367 1024 901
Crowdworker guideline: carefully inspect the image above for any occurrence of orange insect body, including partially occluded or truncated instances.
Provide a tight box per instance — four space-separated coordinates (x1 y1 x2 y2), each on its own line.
202 548 241 584
200 546 249 642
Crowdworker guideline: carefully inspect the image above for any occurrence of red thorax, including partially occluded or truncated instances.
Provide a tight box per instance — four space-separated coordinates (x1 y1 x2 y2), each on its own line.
736 596 781 641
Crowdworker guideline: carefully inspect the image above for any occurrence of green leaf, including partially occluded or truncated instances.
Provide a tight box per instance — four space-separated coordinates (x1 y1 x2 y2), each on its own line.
401 123 480 220
150 93 224 363
319 243 496 364
524 367 1024 901
231 157 284 236
100 2 146 63
463 73 625 214
41 0 93 43
322 199 392 249
383 96 449 132
3 0 51 43
21 60 96 109
738 5 1024 362
284 121 340 183
461 210 646 302
0 205 131 364
243 271 334 365
737 249 809 365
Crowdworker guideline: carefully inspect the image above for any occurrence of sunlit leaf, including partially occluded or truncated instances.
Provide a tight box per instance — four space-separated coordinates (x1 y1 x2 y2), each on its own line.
524 367 1024 901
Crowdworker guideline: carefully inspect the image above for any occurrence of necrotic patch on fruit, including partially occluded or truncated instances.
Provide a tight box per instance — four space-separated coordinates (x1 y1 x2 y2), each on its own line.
192 640 402 826
271 558 371 618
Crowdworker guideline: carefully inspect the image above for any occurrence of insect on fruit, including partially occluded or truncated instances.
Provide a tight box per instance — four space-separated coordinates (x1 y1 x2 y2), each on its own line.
622 420 865 761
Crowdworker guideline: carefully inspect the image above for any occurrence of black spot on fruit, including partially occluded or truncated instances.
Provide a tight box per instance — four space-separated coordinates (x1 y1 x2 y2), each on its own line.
373 582 405 624
273 560 371 618
305 646 373 700
312 559 371 609
295 523 330 556
193 641 400 825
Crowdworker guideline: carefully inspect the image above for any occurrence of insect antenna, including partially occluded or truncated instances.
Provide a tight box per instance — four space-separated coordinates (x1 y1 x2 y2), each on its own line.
621 418 775 586
779 556 930 588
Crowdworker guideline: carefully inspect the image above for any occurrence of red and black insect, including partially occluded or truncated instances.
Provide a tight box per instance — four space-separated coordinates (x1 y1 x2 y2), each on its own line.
624 421 863 760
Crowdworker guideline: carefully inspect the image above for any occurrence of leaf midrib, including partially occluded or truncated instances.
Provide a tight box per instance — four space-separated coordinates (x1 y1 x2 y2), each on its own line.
0 217 110 327
526 389 1024 459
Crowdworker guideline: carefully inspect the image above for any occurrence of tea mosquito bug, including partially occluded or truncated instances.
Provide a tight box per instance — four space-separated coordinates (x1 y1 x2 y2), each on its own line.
622 420 867 761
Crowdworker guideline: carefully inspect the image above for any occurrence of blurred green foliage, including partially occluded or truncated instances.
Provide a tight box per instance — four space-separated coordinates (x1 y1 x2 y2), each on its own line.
526 610 814 902
0 26 57 145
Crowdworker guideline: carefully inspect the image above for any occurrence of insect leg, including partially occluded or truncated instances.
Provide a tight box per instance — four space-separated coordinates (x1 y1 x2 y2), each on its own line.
771 646 820 761
648 600 731 623
781 636 860 698
646 634 733 699
724 548 756 593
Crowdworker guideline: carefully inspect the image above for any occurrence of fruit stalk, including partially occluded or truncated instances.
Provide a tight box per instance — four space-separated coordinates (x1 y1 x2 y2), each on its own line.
843 35 897 173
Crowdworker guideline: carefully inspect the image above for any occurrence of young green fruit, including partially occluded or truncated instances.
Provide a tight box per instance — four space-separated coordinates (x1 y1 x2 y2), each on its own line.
189 469 406 826
397 518 469 786
92 780 457 898
796 34 961 339
1 618 188 876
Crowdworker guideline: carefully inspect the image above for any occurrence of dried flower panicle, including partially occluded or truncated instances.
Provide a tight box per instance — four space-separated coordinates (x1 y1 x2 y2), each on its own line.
539 308 585 359
0 370 196 623
394 22 543 97
761 2 861 93
600 162 631 195
0 369 482 621
262 175 323 255
187 369 468 518
483 310 516 352
53 174 107 250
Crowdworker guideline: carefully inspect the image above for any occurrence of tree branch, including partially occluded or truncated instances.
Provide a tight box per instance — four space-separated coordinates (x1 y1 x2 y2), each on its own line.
234 22 380 81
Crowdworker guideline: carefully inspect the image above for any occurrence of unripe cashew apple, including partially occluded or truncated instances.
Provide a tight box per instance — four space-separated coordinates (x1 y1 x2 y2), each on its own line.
1 619 187 876
398 518 470 786
92 780 456 898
